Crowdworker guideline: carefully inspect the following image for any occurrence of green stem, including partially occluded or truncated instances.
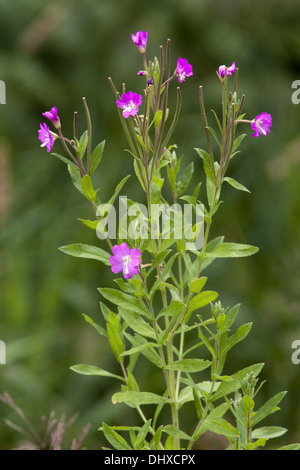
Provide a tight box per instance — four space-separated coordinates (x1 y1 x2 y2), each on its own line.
82 97 92 175
199 86 216 182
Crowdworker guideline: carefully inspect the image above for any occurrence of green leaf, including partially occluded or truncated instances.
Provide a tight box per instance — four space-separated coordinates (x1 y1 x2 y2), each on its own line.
219 323 252 359
112 391 169 406
231 133 247 155
51 152 78 169
236 395 254 448
118 308 156 339
189 277 207 294
125 333 163 369
211 380 241 402
157 300 185 320
163 425 191 440
205 126 222 150
154 110 163 128
223 177 250 193
202 417 239 439
81 174 96 202
127 369 140 393
231 363 265 381
195 148 215 184
78 218 99 230
252 426 287 440
150 425 163 450
246 438 267 450
135 420 152 449
70 364 125 381
150 181 161 205
90 140 105 175
98 288 150 319
108 175 131 206
279 443 300 450
176 162 194 196
68 163 83 194
166 358 211 373
107 322 124 362
120 342 157 357
186 291 219 317
82 313 107 337
251 392 287 427
102 422 132 450
207 242 259 258
77 130 88 159
59 243 111 265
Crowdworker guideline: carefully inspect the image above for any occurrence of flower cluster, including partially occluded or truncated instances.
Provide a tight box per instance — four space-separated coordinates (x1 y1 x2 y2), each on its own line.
38 106 60 152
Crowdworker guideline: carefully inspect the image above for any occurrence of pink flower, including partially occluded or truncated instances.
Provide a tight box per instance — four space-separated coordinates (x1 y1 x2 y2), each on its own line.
116 91 142 119
251 112 272 138
109 243 141 279
131 31 148 54
42 106 61 129
38 123 56 152
176 58 193 83
218 61 236 78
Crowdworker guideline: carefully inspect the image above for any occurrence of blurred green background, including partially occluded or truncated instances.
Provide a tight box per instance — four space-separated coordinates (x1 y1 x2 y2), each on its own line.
1 0 300 450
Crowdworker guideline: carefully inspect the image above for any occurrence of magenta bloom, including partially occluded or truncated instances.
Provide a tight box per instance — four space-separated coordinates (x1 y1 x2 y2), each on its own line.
109 243 141 279
131 31 148 54
38 123 56 152
42 106 61 129
218 61 236 78
176 58 193 83
116 91 142 118
251 112 272 138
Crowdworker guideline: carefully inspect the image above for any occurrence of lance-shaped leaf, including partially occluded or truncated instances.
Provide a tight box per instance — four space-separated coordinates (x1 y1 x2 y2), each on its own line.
163 425 191 441
166 358 211 373
107 322 124 362
102 422 132 450
70 364 125 381
186 291 218 317
207 242 259 258
219 322 252 360
125 332 163 369
59 243 111 265
112 391 170 406
51 152 78 169
252 426 287 440
195 148 215 184
82 313 107 337
98 288 150 319
223 177 250 193
118 308 156 339
176 162 194 196
77 130 88 159
81 174 96 202
201 417 239 439
251 391 287 427
90 140 105 175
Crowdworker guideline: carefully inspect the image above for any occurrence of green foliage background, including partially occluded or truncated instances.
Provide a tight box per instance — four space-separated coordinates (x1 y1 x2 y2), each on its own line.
0 0 300 449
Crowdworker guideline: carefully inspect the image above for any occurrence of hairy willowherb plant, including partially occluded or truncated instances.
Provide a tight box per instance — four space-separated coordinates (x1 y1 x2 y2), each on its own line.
37 31 299 451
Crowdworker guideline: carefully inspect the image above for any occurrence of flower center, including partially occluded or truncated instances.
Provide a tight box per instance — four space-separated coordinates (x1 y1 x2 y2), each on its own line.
256 119 266 135
122 255 132 265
